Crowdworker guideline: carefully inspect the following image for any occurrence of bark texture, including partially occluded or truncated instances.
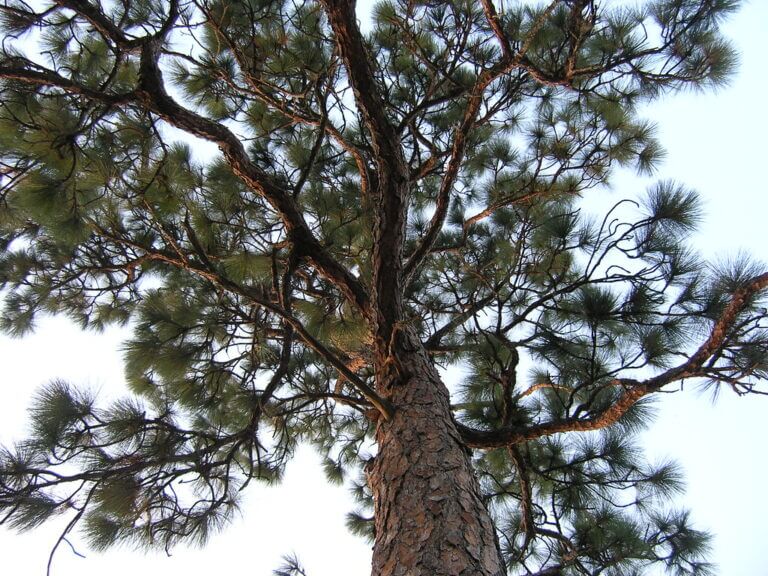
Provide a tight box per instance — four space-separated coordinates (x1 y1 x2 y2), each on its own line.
368 332 504 576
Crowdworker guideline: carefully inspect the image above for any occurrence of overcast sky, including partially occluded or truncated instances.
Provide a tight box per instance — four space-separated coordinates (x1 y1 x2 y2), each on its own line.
1 1 767 575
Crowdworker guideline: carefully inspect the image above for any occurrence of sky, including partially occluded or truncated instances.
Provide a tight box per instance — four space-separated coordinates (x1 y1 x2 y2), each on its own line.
1 1 767 575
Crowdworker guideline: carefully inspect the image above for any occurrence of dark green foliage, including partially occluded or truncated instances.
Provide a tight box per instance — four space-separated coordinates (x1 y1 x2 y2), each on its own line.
273 553 309 576
0 1 765 575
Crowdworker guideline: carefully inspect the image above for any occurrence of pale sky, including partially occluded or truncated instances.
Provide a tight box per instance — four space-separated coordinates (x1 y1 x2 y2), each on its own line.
1 1 767 575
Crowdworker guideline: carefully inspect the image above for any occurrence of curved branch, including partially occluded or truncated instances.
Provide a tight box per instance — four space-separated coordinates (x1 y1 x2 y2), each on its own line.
134 39 370 315
404 1 562 281
480 0 513 61
0 43 371 316
403 75 487 282
0 61 133 106
196 6 373 200
52 0 141 48
460 273 768 448
51 0 181 49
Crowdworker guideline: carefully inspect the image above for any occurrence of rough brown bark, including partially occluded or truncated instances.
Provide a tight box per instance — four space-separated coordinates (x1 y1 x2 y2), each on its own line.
368 331 504 576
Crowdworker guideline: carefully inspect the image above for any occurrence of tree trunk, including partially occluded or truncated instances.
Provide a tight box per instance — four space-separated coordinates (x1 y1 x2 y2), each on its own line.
368 334 504 576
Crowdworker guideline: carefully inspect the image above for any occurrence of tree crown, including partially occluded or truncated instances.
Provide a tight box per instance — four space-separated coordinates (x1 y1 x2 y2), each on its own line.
0 1 766 574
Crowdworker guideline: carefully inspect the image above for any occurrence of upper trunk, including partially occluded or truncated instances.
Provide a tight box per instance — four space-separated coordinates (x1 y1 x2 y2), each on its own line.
368 329 504 576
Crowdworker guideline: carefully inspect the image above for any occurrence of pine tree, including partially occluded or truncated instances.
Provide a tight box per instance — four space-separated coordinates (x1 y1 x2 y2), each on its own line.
1 1 766 575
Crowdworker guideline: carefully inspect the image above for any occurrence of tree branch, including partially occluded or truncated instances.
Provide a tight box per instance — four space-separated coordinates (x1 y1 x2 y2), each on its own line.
404 0 562 281
89 222 393 421
138 40 371 315
459 273 768 448
320 0 410 351
318 0 405 178
0 41 372 316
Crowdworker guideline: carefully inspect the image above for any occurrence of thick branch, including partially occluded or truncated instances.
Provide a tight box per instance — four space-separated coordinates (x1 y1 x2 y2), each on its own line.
52 0 142 48
404 0 562 280
403 76 487 282
480 0 514 61
320 0 410 351
318 0 404 177
459 273 768 448
135 40 370 315
0 62 133 106
0 46 371 316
